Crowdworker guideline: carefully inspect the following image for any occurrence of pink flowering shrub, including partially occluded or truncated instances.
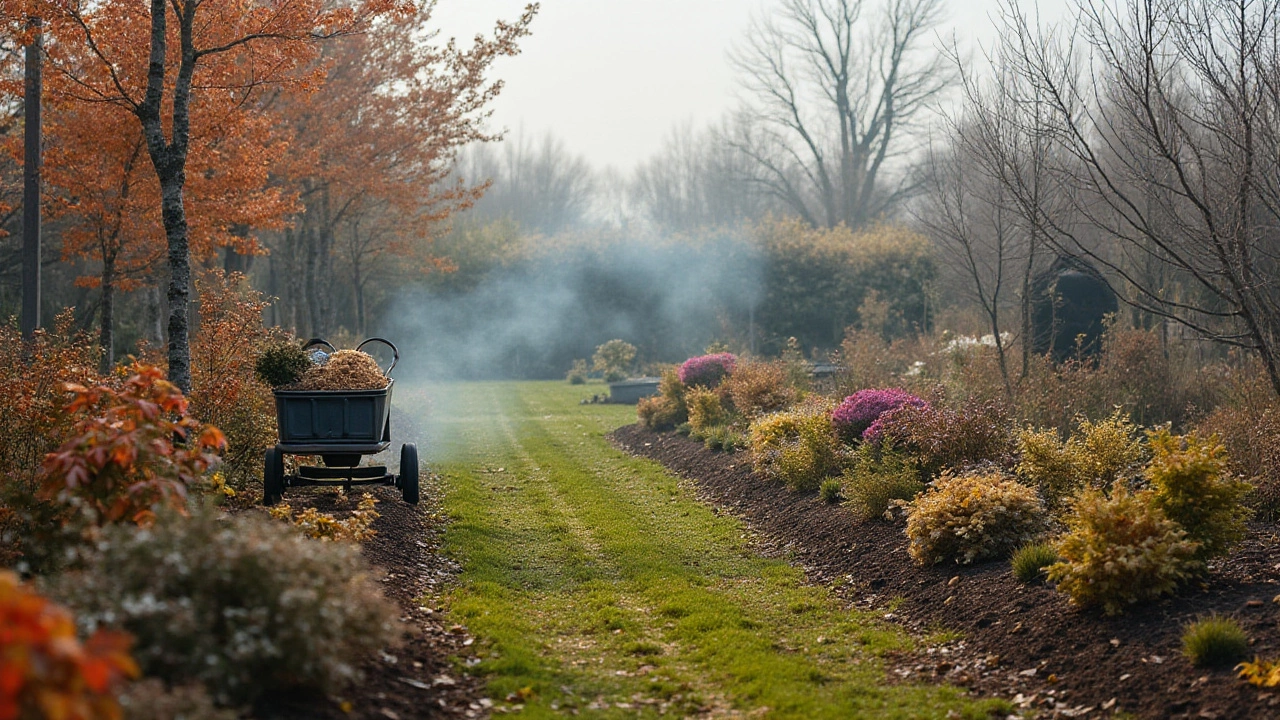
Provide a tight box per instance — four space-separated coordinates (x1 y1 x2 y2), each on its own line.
831 388 927 444
678 353 738 389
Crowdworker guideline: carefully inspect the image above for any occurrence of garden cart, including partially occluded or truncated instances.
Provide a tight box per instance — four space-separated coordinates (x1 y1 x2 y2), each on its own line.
262 338 418 505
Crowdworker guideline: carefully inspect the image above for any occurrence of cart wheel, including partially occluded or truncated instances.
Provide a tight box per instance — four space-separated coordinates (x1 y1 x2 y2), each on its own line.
263 447 285 506
399 443 419 505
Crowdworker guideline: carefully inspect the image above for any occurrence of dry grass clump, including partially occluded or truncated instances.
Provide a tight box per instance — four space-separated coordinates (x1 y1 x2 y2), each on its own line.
293 349 388 390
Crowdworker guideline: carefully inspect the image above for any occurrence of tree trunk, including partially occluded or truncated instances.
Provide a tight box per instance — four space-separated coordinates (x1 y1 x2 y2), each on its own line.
159 168 192 394
98 253 115 374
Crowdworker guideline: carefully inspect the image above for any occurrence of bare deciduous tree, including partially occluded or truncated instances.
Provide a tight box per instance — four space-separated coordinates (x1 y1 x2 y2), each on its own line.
990 0 1280 395
728 0 952 229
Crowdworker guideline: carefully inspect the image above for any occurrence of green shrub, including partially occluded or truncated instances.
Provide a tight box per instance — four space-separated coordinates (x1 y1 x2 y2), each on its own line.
905 471 1046 565
593 339 637 383
842 443 923 520
1011 542 1058 583
819 478 843 504
253 341 311 388
1146 428 1252 561
1047 484 1201 615
701 425 745 453
1182 615 1250 668
566 359 588 384
686 387 728 435
748 402 842 491
1016 411 1144 509
51 506 399 705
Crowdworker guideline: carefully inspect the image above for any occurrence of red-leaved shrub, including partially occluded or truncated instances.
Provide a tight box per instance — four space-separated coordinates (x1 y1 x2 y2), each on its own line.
41 364 226 527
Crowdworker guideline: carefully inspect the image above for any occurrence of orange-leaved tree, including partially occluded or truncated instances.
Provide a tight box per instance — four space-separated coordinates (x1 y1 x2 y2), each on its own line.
270 4 536 336
38 63 295 373
9 0 415 393
41 363 226 526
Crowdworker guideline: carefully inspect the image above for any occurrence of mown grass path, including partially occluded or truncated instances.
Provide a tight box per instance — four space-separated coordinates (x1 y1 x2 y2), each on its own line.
421 381 1005 719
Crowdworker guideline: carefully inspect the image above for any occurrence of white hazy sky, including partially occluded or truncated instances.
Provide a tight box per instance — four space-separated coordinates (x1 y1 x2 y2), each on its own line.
431 0 1074 171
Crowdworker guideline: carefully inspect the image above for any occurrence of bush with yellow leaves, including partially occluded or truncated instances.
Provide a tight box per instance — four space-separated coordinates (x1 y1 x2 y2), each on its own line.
637 368 687 431
1145 429 1252 562
748 401 842 491
1239 657 1280 688
1047 483 1201 615
268 493 381 542
1016 411 1144 509
686 387 728 435
904 471 1046 565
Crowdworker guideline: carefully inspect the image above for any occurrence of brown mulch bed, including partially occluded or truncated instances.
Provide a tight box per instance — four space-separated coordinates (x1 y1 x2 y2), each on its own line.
612 423 1280 720
252 478 489 720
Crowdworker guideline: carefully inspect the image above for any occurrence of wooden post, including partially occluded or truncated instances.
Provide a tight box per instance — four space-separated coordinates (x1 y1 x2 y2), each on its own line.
20 18 42 339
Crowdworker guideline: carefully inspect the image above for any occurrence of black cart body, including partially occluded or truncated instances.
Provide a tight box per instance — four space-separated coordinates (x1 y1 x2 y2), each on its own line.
263 338 418 505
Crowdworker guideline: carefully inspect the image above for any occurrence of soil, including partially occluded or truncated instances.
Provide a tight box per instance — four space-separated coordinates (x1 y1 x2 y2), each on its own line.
252 479 490 720
611 423 1280 720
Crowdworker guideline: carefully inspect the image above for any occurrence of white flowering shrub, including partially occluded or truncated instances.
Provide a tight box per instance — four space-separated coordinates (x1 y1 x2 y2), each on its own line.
50 506 399 705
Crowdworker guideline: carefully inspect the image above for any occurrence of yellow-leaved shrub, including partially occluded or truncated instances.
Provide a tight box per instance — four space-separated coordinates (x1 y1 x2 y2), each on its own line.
904 471 1046 565
748 401 841 491
1047 483 1201 615
1016 411 1144 508
1145 429 1251 561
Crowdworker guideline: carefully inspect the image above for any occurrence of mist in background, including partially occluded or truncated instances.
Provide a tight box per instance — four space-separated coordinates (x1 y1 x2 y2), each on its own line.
387 233 762 381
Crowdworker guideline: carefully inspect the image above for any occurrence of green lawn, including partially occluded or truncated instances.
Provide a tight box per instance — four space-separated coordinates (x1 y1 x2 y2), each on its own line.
416 381 1006 719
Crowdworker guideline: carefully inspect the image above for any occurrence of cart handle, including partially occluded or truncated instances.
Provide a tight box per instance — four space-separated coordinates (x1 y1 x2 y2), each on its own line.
302 338 337 354
356 337 399 376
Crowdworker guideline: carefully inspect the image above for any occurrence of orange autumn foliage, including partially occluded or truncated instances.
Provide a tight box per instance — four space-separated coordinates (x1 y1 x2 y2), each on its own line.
41 364 226 526
0 571 137 720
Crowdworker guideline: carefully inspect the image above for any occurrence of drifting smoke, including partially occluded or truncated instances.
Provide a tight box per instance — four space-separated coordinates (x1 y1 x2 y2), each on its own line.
385 234 763 381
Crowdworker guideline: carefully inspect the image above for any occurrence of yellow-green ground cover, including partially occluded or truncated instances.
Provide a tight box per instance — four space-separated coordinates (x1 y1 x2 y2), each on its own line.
423 381 1008 719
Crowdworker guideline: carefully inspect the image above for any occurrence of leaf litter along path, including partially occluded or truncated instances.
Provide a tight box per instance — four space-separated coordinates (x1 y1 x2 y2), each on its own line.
421 381 1010 719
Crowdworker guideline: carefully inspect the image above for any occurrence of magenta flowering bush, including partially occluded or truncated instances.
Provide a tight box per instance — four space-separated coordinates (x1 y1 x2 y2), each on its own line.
831 388 927 444
678 353 738 388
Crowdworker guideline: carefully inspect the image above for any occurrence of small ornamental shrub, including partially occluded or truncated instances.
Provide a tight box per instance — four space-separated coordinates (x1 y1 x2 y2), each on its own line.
1200 399 1280 520
1238 657 1280 687
870 398 1014 477
0 311 103 569
566 359 589 384
54 507 399 705
0 571 137 720
1047 484 1201 615
701 426 746 453
819 478 843 504
1011 542 1059 583
192 272 283 498
905 471 1046 565
637 368 687 430
1182 615 1249 668
1016 411 1144 509
749 402 841 491
41 364 227 527
678 353 737 389
254 341 312 388
593 339 637 383
1145 429 1252 561
722 361 799 420
831 388 926 444
686 387 728 435
842 442 923 521
268 493 381 542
